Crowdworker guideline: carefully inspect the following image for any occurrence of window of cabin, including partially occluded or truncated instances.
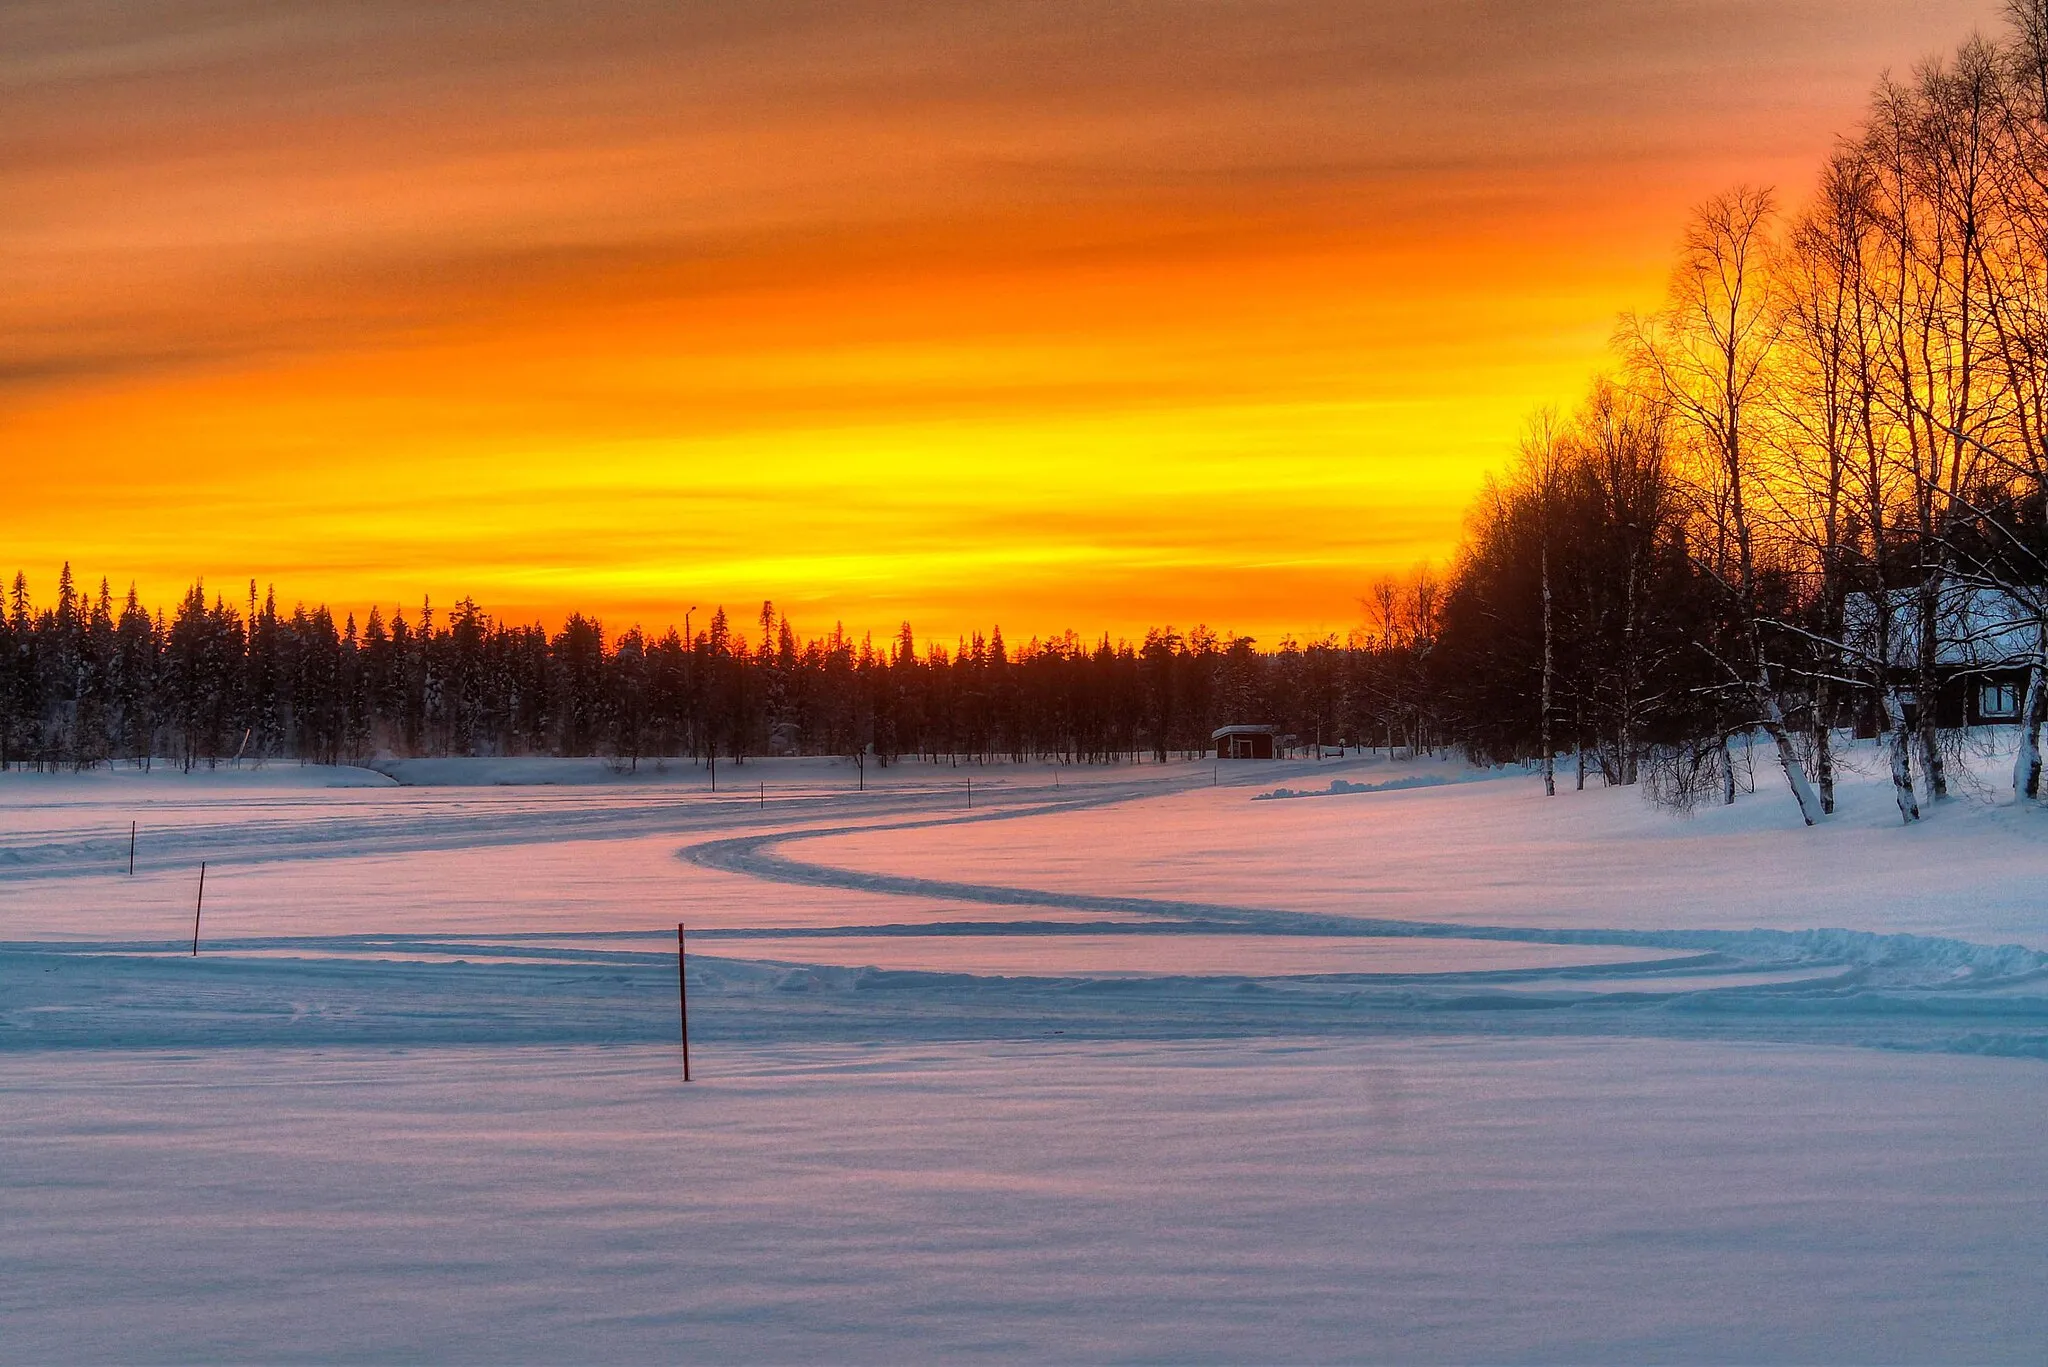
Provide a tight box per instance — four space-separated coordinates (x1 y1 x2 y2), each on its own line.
1980 682 2020 720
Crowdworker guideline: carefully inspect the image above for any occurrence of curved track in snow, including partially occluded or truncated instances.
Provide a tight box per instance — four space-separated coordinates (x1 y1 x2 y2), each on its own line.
684 808 2048 981
669 800 2048 1061
6 765 2048 1059
0 781 1123 880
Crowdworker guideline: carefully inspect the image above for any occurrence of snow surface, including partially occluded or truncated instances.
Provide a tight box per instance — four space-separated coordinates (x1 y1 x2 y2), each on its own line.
4 746 2047 1361
5 1040 2045 1363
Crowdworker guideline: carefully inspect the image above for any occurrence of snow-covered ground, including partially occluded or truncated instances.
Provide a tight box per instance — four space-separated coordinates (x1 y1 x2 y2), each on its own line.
8 1039 2045 1363
4 746 2046 1361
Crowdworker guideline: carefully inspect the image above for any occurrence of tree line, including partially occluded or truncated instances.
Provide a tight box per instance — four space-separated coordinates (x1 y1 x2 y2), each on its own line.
0 568 1445 773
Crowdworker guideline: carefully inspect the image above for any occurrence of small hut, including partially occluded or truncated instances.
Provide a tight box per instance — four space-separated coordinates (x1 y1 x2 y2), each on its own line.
1212 724 1277 759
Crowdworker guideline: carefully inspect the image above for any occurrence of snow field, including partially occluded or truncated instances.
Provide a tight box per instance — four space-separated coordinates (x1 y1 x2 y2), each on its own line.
3 1038 2044 1363
5 746 2048 1360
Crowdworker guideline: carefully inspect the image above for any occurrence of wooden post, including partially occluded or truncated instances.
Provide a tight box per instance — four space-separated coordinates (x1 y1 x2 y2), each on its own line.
677 922 692 1082
759 780 765 809
966 776 972 810
128 821 136 876
191 861 206 956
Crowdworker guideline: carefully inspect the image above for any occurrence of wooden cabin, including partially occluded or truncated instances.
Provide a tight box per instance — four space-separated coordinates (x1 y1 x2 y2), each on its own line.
1212 724 1277 759
1844 586 2040 733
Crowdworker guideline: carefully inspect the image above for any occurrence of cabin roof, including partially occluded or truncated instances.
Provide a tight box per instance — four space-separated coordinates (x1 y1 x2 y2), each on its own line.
1843 586 2042 668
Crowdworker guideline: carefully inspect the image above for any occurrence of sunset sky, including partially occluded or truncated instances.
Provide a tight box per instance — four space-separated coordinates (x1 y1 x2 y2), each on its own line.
2 0 2004 644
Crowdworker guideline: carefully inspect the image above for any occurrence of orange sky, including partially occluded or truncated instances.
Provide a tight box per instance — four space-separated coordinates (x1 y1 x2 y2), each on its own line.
1 0 2005 644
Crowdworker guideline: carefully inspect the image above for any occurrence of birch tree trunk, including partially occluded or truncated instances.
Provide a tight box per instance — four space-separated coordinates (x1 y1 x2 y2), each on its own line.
1541 524 1555 798
1915 580 1950 800
1813 716 1835 816
2015 658 2044 801
1883 687 1921 823
1755 692 1822 825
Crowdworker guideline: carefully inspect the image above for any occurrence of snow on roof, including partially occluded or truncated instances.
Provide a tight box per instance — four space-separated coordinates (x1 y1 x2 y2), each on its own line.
1210 724 1277 739
1842 585 2042 668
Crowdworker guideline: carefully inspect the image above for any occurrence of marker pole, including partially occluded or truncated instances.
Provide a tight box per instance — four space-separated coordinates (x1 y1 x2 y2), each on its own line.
677 922 692 1082
191 861 206 955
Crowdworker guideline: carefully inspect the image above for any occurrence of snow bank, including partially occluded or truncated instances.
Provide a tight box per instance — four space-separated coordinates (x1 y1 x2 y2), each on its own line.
0 761 396 790
1253 773 1463 799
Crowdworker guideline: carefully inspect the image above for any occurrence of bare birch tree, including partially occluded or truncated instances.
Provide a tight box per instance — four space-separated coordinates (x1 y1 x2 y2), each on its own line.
1772 148 1923 821
1626 187 1826 825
